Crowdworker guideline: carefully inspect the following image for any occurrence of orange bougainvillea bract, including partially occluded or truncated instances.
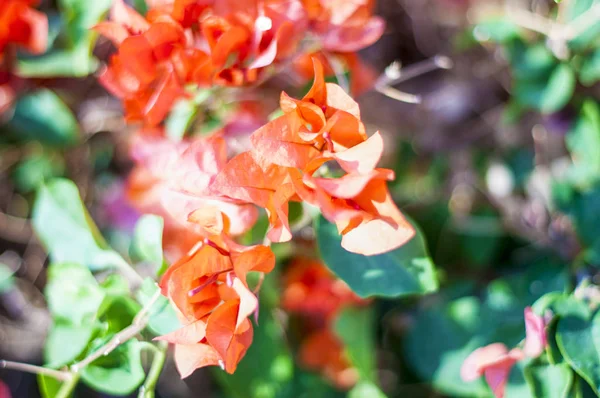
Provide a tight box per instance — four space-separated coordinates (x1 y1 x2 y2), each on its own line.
213 58 414 255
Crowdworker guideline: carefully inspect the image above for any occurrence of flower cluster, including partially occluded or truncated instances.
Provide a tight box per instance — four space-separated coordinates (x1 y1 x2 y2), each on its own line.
96 0 384 126
157 235 274 376
213 58 415 255
282 257 366 389
461 307 549 398
0 0 47 113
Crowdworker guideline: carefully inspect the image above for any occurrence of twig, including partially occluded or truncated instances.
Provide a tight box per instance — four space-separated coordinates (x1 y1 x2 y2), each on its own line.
70 287 162 371
138 341 168 398
564 2 600 40
374 56 453 104
0 360 72 381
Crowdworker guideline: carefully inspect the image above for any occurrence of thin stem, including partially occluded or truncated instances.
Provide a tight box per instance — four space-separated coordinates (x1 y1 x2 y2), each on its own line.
0 360 72 381
55 373 80 398
71 288 161 371
138 341 168 398
374 55 453 104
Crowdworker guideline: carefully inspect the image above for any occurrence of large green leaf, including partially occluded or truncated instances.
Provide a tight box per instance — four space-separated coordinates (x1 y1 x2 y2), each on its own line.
556 309 600 394
58 0 112 49
45 263 105 325
135 278 181 336
130 215 165 273
580 49 600 86
44 322 96 367
525 363 574 398
6 89 79 146
18 48 98 78
33 179 129 271
334 307 377 383
80 340 146 396
315 215 438 298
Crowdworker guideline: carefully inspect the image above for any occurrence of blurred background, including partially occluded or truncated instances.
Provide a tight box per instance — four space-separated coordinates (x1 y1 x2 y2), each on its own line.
1 0 598 396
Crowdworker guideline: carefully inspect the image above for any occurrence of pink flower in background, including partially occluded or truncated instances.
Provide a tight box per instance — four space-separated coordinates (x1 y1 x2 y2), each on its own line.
461 307 549 398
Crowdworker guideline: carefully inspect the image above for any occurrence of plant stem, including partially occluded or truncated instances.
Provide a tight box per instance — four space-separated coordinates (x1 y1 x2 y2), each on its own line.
55 373 80 398
138 341 168 398
0 360 71 381
71 288 161 371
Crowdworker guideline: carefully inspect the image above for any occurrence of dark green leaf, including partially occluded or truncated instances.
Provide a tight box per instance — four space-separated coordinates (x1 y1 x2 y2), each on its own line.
11 150 64 193
80 340 145 395
404 296 489 396
556 309 600 394
45 263 105 325
7 89 79 146
135 278 181 336
33 179 129 271
525 363 574 398
315 215 438 298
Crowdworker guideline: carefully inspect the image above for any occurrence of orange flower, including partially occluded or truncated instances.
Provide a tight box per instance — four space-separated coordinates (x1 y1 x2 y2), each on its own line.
157 236 275 376
127 130 258 260
97 0 307 125
0 0 47 58
302 0 384 53
213 59 414 254
282 257 365 389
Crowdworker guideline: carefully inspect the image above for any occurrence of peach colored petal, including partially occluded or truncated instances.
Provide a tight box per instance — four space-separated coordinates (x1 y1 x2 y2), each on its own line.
333 131 384 174
174 343 220 378
325 83 360 118
461 343 509 382
155 319 207 345
94 22 130 45
340 217 415 255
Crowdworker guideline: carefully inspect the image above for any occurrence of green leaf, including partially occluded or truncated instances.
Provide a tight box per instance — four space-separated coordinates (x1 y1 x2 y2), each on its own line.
404 296 489 396
565 101 600 189
473 19 521 43
33 179 129 271
58 0 112 49
580 50 600 86
135 278 181 336
11 150 64 193
525 363 574 398
80 340 145 396
130 215 165 272
44 322 96 367
348 382 387 398
165 99 197 141
45 263 105 325
566 0 600 50
6 89 79 146
334 307 377 382
315 215 438 298
554 183 600 248
38 374 64 398
100 296 141 334
540 64 576 114
0 263 15 294
556 309 600 394
17 48 98 78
